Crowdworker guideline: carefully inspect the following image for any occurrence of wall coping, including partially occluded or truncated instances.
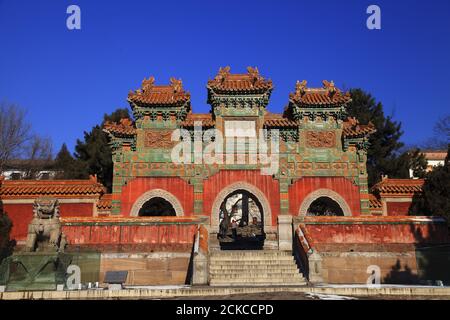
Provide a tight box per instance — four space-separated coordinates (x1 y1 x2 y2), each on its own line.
61 216 209 226
293 216 447 225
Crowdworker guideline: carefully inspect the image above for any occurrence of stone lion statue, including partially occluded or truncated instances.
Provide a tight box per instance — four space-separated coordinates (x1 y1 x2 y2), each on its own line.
25 198 66 252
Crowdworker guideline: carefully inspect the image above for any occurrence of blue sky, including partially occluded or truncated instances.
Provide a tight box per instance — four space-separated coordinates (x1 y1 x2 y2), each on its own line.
0 0 449 154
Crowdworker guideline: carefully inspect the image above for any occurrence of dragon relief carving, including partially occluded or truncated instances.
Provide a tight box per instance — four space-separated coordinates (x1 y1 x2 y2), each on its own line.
145 130 175 148
305 131 336 148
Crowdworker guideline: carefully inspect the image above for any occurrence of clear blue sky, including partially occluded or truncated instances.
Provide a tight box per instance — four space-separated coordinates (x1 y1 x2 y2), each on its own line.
0 0 449 154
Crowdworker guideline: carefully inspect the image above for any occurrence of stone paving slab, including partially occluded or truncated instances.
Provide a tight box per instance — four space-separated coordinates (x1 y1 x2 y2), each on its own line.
1 285 450 300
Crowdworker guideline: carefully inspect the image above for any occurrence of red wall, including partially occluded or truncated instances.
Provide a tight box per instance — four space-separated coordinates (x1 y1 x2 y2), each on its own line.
120 177 194 216
289 177 361 216
387 201 412 216
4 202 94 241
202 170 280 226
61 217 200 251
297 216 449 245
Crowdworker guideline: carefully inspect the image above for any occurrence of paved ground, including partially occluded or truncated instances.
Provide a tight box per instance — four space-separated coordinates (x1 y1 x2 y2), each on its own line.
169 291 450 300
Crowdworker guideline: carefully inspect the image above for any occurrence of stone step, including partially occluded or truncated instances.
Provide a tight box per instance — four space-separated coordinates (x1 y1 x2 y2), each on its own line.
210 272 303 280
210 279 307 286
210 250 292 256
208 250 307 286
209 259 296 265
209 267 300 274
210 254 292 259
210 266 300 272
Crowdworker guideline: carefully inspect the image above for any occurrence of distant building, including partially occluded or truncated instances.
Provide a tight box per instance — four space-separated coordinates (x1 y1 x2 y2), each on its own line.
409 150 447 178
1 159 59 180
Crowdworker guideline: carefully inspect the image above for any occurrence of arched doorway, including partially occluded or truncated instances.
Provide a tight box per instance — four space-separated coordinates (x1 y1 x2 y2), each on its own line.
217 189 265 249
298 188 352 217
130 189 184 217
306 197 344 216
138 197 176 216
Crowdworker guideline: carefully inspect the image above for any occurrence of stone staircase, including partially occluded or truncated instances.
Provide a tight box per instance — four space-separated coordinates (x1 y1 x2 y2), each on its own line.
209 250 307 286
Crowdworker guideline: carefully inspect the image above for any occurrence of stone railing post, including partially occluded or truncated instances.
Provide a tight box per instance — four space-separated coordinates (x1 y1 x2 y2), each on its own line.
192 224 209 285
277 215 293 251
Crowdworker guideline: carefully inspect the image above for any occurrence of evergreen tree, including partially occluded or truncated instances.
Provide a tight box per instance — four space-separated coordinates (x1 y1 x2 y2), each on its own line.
410 145 450 223
54 143 88 179
74 108 131 192
0 208 14 263
347 89 426 186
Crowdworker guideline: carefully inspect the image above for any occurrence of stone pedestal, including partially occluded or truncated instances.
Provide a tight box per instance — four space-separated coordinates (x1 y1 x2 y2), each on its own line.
192 252 208 285
277 215 293 251
308 251 324 284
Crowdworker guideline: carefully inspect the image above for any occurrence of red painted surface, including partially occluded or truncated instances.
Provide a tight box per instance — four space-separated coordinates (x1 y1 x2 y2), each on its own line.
120 177 194 216
3 204 32 240
61 217 199 249
387 201 412 216
202 170 280 226
297 216 449 245
289 177 361 216
4 202 95 241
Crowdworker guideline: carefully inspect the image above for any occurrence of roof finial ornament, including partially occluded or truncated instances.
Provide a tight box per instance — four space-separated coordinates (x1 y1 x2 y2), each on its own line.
216 66 231 82
348 117 358 127
120 118 133 127
142 76 155 92
247 66 261 84
295 80 307 96
170 77 183 93
323 80 337 96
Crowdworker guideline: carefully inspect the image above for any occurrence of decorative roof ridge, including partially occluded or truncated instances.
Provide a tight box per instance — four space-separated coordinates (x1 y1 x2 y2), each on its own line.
1 177 104 186
181 112 215 127
289 79 351 106
370 176 425 195
103 118 137 136
342 117 376 138
128 76 190 106
207 66 273 93
376 176 425 186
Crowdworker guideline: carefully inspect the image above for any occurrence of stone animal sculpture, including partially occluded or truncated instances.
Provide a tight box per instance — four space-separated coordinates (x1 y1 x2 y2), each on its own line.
25 198 66 252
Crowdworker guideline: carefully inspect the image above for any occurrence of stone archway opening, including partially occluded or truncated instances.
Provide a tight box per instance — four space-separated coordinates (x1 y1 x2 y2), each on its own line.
298 188 352 217
306 196 344 216
217 189 265 250
130 189 184 217
138 197 176 217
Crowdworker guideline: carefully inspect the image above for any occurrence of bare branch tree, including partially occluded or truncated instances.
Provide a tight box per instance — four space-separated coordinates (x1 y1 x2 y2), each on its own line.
433 114 450 146
0 102 32 172
22 134 53 179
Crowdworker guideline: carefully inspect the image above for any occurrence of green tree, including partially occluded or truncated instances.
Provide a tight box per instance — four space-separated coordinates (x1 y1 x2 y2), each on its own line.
74 108 131 192
410 145 450 223
347 89 426 186
54 143 88 179
0 209 14 263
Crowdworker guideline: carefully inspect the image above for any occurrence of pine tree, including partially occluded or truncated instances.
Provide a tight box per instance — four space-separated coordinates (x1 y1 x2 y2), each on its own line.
347 89 426 186
54 143 88 179
410 145 450 223
74 108 131 192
